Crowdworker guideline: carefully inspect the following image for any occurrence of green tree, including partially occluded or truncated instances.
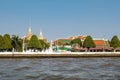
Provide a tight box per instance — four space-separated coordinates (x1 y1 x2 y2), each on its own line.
110 35 120 51
39 40 49 51
3 34 12 51
83 36 95 51
71 38 82 47
0 35 4 51
11 35 22 52
28 35 42 51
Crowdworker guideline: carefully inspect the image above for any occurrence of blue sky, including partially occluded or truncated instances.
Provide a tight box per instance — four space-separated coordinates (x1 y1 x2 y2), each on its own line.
0 0 120 41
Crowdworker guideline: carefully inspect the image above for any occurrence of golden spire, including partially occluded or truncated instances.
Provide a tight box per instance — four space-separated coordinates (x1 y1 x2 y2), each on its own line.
26 18 32 40
39 31 43 40
26 27 32 40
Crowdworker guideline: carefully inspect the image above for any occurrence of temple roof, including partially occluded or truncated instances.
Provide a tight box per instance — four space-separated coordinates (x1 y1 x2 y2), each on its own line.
26 27 32 40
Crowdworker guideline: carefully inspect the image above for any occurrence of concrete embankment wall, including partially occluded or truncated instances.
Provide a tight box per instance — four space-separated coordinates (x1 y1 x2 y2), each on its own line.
0 52 120 58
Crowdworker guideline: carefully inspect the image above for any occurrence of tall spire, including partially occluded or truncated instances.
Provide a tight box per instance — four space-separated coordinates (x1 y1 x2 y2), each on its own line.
26 18 32 40
29 27 32 32
28 18 32 33
39 31 43 40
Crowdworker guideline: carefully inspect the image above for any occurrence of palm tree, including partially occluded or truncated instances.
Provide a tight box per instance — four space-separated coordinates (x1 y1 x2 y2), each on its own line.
11 35 22 52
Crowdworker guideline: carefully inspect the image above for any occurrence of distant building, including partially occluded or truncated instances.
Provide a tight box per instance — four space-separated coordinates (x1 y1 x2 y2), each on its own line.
54 35 87 51
25 27 47 42
92 39 111 52
94 39 110 49
69 36 77 40
39 32 43 40
78 36 87 41
26 27 32 40
54 35 112 52
54 38 71 46
38 31 47 42
54 38 71 52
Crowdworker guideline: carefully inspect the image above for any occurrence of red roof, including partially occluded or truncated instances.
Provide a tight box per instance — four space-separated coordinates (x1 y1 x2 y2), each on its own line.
94 40 105 45
94 40 110 48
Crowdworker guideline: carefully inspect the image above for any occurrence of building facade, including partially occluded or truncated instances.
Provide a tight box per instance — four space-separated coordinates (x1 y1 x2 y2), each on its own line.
54 35 111 52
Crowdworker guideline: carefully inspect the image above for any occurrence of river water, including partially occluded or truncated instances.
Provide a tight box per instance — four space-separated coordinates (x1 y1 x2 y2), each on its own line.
0 58 120 80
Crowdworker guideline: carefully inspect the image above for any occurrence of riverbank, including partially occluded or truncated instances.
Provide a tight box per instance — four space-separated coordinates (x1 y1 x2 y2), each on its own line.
0 52 120 58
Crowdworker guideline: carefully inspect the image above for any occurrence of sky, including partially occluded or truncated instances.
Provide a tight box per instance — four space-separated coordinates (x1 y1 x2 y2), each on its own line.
0 0 120 41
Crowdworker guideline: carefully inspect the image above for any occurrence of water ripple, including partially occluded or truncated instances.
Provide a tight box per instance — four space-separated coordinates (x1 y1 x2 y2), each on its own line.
0 58 120 80
14 66 31 71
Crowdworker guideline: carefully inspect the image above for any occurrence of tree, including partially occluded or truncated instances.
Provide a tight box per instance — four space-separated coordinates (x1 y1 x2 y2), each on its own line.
28 35 42 51
11 35 22 52
39 40 49 51
3 34 12 51
110 35 120 51
70 38 82 47
0 35 4 51
83 36 95 51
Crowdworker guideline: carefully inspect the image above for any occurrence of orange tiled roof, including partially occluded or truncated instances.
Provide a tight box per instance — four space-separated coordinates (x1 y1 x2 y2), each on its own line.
94 40 105 45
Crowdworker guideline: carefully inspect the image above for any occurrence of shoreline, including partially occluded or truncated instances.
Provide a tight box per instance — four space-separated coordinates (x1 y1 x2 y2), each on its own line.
0 52 120 58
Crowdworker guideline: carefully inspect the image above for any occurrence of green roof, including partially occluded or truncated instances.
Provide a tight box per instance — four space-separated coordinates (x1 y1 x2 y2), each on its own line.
58 39 71 43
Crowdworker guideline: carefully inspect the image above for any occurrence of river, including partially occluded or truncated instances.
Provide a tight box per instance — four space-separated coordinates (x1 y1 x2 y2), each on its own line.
0 58 120 80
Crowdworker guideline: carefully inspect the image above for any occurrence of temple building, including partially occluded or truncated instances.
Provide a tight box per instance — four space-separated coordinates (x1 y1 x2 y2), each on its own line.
39 31 43 40
26 27 32 40
25 27 47 42
39 31 47 42
94 39 110 49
